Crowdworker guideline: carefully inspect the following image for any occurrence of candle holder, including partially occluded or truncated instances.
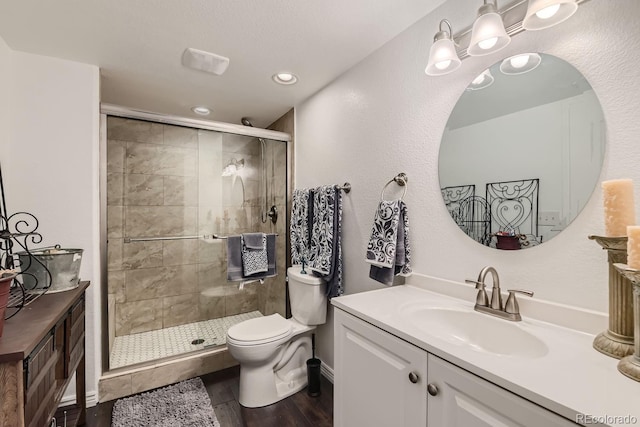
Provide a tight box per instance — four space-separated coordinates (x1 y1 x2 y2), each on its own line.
588 235 635 358
612 264 640 381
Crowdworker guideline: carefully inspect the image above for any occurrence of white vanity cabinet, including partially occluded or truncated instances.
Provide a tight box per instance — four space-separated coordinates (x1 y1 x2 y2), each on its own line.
334 308 428 427
427 354 577 427
334 308 577 427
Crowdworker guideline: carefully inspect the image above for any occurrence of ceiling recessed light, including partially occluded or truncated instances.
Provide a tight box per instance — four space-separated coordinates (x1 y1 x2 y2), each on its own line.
192 106 211 116
272 72 298 85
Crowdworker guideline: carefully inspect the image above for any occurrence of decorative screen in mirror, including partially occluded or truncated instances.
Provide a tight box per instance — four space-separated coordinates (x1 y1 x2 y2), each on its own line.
438 53 605 250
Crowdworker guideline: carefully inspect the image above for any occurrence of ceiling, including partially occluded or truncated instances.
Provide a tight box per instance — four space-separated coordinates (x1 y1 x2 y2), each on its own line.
0 0 446 128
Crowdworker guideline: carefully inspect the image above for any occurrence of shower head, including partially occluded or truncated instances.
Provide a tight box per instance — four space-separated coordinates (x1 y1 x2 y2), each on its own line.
241 116 266 144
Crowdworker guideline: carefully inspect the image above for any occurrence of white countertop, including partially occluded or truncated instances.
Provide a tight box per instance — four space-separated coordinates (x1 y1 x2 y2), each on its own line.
331 274 640 427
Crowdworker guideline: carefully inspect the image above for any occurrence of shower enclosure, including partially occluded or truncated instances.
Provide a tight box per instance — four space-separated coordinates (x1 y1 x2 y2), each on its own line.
104 114 289 371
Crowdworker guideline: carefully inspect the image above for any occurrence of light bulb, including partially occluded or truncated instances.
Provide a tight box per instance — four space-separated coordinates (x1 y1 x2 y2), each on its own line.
478 37 498 50
272 72 299 85
435 60 452 70
535 4 561 19
277 73 294 82
192 106 211 116
510 55 530 69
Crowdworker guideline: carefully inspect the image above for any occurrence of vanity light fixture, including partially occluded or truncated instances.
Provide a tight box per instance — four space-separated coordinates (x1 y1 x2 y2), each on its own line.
191 106 211 116
424 0 586 76
522 0 578 30
425 19 461 76
467 0 511 56
272 72 298 85
499 53 542 75
466 69 494 90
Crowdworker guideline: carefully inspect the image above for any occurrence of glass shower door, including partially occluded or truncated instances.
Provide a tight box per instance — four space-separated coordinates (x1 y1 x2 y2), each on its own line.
106 116 287 370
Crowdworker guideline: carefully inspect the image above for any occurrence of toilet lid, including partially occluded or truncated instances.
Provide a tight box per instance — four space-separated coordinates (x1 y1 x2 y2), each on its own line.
227 313 292 344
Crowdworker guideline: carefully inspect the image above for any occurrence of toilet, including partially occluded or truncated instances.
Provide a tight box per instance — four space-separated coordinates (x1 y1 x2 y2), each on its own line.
226 265 327 408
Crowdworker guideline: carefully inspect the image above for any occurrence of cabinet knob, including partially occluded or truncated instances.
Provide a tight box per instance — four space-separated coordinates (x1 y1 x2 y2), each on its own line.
427 383 439 396
408 371 419 383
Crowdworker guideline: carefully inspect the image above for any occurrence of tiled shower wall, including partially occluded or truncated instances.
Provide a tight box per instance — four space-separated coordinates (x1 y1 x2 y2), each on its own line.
106 116 287 356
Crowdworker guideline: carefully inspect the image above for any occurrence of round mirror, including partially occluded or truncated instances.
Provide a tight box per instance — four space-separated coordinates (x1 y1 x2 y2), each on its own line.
438 53 605 250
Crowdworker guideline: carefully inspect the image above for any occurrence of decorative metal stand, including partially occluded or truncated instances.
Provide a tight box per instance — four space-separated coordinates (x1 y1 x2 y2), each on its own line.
589 235 635 358
487 178 540 248
0 165 52 319
612 264 640 381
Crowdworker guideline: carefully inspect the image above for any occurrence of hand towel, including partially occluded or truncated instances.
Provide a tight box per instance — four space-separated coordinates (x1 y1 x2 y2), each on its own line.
241 233 268 276
227 234 277 282
366 200 402 268
243 232 265 250
291 189 310 265
308 185 343 298
367 200 412 285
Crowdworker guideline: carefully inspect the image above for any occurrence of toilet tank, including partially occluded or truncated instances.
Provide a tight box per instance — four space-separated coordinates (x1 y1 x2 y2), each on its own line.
287 266 327 325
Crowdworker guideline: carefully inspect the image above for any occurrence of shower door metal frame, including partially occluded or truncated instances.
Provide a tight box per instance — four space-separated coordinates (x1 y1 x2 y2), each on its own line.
99 105 292 374
101 104 291 142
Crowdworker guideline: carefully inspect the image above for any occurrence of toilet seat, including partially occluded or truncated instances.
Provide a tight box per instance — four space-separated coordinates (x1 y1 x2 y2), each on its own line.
227 314 293 346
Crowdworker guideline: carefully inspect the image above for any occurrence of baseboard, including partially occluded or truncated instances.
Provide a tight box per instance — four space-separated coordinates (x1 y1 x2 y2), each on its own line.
320 361 334 384
59 392 98 408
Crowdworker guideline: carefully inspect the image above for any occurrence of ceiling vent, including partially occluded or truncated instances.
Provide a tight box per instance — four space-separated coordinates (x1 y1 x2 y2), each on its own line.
182 48 230 75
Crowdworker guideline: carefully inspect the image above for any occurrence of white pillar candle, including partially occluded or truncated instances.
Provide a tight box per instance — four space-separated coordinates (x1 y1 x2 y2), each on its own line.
602 179 636 237
628 226 640 269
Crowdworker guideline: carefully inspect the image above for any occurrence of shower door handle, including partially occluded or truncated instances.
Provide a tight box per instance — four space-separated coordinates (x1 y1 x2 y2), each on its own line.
267 205 278 224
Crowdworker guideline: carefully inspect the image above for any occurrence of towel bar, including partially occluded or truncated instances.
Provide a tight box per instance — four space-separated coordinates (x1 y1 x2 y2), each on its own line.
336 183 352 193
124 233 278 243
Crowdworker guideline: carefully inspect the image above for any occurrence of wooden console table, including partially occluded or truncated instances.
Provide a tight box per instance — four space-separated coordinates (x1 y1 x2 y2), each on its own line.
0 282 89 427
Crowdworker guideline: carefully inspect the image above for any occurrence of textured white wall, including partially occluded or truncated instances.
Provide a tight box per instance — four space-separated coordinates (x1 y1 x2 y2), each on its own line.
0 37 10 164
296 0 640 368
2 48 101 402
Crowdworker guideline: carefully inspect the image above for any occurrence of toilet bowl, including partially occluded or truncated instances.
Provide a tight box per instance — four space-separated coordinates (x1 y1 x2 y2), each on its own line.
226 266 327 407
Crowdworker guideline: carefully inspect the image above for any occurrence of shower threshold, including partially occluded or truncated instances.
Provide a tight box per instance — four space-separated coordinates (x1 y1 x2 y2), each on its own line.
109 311 262 369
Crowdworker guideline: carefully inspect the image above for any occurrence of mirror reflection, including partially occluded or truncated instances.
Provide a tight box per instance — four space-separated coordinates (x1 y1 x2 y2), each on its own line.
438 53 605 250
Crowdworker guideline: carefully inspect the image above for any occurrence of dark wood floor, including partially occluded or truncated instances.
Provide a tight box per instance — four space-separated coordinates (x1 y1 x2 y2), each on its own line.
82 365 333 427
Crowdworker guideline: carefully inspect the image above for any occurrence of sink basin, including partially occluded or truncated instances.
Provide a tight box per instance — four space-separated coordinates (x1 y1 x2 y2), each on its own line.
402 305 549 358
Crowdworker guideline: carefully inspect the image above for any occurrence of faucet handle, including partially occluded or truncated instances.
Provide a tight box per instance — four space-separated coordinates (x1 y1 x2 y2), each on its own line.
465 279 483 289
466 279 489 307
504 289 534 315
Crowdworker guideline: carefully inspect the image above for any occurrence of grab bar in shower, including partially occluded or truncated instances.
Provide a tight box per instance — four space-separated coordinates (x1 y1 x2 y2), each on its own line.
123 233 278 243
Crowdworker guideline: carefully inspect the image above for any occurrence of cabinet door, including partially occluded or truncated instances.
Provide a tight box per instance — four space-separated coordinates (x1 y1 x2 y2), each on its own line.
427 355 577 427
334 309 428 427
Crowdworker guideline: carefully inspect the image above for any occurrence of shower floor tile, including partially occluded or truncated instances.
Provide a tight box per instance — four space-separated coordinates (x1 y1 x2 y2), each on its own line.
110 311 262 369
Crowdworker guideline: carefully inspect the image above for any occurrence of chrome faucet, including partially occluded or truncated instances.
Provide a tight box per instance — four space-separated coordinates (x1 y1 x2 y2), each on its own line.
465 266 533 321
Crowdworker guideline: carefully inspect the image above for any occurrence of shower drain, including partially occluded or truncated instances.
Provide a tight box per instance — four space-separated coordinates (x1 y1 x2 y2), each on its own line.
191 338 205 345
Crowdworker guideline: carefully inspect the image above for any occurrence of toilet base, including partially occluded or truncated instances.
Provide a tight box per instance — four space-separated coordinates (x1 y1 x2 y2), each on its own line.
239 365 309 408
237 335 312 408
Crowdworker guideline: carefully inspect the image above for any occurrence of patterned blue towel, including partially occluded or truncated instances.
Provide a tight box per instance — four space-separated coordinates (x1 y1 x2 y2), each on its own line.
227 234 277 281
290 189 310 265
367 200 411 285
241 233 268 276
308 185 343 298
366 200 401 268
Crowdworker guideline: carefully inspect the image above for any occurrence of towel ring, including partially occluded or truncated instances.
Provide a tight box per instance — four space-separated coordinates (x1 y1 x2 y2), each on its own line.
380 173 408 201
